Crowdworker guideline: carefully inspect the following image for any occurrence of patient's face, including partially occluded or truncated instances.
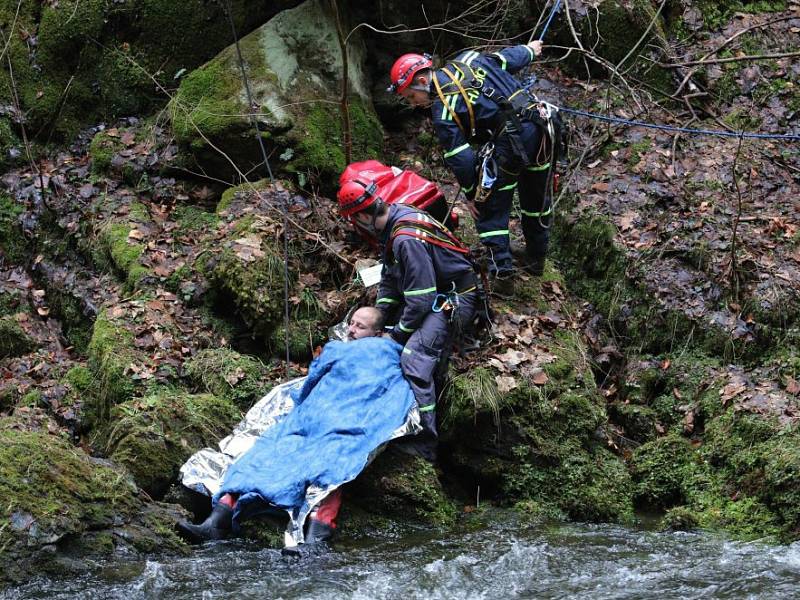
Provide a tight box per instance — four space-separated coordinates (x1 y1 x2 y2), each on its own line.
347 308 380 340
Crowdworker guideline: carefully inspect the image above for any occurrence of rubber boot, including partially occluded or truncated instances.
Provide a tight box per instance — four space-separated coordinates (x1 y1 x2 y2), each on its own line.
523 254 545 276
281 519 334 558
177 502 233 543
490 269 515 296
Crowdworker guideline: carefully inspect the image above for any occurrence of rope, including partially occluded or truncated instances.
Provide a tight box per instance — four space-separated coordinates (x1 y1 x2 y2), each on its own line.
536 0 562 41
556 106 800 141
221 0 291 366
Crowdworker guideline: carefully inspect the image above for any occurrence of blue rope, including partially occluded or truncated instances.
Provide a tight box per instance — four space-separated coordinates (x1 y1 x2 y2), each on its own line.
537 0 562 41
556 106 800 141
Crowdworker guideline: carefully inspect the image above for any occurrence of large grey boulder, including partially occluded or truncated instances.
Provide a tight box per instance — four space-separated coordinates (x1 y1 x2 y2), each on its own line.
169 0 383 186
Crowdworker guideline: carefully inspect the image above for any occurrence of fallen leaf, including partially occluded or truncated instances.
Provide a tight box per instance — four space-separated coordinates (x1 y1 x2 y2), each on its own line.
496 375 518 393
532 369 549 385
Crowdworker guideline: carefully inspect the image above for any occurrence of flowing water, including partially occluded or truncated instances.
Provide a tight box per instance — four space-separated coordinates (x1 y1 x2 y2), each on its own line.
6 514 800 599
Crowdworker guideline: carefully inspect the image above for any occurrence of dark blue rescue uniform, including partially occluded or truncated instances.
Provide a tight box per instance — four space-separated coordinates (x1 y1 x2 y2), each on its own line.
430 45 553 274
376 204 477 460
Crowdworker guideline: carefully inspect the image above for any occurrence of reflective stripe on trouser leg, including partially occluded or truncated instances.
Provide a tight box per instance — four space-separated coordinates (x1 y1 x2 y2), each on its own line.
518 164 552 258
475 182 516 271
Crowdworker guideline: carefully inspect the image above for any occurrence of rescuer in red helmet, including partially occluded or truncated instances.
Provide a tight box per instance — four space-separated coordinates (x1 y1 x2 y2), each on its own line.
388 41 561 292
337 175 479 461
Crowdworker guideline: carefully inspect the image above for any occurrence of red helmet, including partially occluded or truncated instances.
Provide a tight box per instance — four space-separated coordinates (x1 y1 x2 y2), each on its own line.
337 178 380 218
388 53 433 94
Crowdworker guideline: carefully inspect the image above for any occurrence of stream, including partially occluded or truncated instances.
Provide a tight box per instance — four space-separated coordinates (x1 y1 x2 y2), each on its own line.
5 511 800 599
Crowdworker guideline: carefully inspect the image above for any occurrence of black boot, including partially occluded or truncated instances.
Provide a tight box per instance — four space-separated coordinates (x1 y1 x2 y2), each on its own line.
177 502 233 543
281 518 334 558
523 254 545 276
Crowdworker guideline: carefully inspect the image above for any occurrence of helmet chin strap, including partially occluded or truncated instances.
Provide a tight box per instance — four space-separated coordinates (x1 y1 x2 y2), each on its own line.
359 200 384 237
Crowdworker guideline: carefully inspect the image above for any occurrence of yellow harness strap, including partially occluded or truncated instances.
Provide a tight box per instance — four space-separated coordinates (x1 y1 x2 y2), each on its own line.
432 66 477 138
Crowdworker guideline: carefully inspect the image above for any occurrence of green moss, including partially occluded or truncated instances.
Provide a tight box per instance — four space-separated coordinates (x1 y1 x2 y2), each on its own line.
209 234 289 340
0 316 37 358
608 402 658 442
0 193 26 265
87 309 138 424
269 317 326 361
184 347 271 410
630 434 698 509
627 138 652 167
0 416 141 582
169 58 244 148
350 450 457 526
0 287 24 318
0 117 20 171
695 0 787 29
98 389 240 498
506 440 634 522
288 96 384 183
65 365 93 393
89 130 124 175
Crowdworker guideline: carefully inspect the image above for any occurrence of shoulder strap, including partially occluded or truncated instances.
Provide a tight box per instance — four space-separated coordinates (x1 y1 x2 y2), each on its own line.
431 63 478 138
386 212 470 261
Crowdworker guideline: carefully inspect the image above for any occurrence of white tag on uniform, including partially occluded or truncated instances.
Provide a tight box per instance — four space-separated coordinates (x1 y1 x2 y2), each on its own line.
358 262 383 288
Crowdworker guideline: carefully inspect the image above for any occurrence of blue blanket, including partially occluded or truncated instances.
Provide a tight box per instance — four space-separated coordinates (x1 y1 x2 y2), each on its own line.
217 337 416 521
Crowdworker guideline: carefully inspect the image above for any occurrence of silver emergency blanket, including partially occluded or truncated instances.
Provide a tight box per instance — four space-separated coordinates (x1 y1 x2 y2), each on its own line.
179 331 421 548
179 378 304 497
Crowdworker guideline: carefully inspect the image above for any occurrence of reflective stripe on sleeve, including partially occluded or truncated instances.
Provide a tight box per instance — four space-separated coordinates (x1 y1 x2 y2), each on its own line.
398 323 416 333
492 52 508 70
418 404 436 412
498 181 518 191
377 297 399 305
525 45 535 62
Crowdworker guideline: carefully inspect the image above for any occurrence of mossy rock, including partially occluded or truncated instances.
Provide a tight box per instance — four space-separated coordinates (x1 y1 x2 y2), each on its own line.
0 414 188 585
629 433 698 509
348 449 458 527
0 0 301 142
169 0 383 187
184 347 272 410
86 308 142 424
96 215 151 290
0 315 37 359
442 327 633 522
0 193 27 265
268 317 327 362
88 129 126 175
608 402 658 443
97 390 241 498
553 209 765 361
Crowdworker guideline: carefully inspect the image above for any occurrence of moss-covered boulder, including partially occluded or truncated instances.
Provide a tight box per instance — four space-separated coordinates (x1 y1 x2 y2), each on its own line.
97 390 241 498
184 347 272 410
94 201 153 290
169 0 383 186
0 413 188 585
0 315 37 358
86 308 142 423
529 0 673 88
206 180 338 357
348 449 458 527
0 193 27 265
0 0 302 142
441 328 634 523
